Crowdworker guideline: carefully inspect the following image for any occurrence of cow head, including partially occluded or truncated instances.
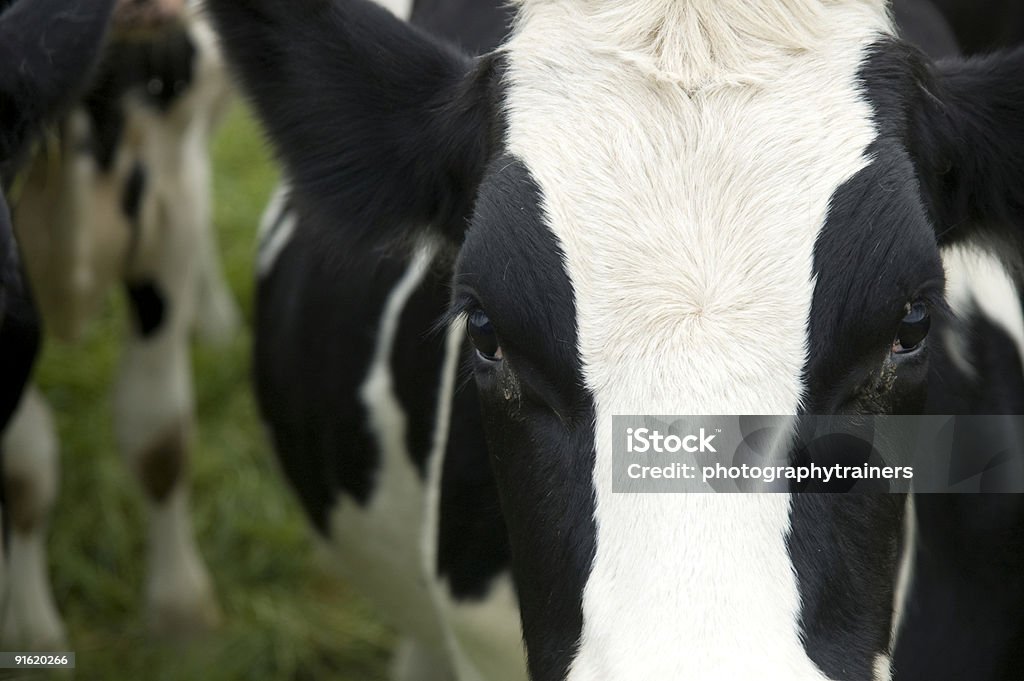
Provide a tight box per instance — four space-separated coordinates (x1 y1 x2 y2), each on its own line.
210 0 1024 679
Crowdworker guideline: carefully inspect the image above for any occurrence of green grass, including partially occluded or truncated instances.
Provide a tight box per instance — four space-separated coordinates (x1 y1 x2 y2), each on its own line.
28 105 393 680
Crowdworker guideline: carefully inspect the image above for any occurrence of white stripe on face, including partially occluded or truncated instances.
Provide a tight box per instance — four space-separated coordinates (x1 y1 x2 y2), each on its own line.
503 1 891 678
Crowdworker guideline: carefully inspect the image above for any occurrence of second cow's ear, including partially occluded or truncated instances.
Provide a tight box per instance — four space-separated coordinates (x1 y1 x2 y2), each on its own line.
207 0 500 246
912 46 1024 262
0 0 116 166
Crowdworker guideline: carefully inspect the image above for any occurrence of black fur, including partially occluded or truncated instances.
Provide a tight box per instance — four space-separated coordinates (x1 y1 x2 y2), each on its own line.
0 197 39 435
206 0 499 246
457 159 596 681
435 360 510 599
121 162 148 223
850 14 1024 679
125 280 167 338
411 0 514 56
0 0 116 175
930 0 1024 53
789 496 906 681
253 217 399 533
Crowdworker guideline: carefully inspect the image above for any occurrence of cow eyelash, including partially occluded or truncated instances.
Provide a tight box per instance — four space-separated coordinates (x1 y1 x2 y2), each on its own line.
435 293 483 336
909 284 951 322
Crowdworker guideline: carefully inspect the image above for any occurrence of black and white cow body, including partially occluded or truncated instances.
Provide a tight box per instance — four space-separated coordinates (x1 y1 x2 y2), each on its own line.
0 0 117 440
0 3 235 648
212 0 1024 680
251 3 518 678
0 0 116 649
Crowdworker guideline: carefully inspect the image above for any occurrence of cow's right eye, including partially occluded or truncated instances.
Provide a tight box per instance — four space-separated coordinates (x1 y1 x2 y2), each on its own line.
467 309 503 362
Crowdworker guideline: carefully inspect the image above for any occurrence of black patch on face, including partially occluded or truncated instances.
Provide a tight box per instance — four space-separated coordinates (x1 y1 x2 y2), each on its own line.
788 495 905 681
805 140 944 415
796 40 947 675
125 279 166 338
457 158 596 681
435 354 511 600
804 30 1024 680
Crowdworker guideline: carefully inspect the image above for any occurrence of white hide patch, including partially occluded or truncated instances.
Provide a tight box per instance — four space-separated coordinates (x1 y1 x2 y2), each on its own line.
503 1 892 678
256 182 297 277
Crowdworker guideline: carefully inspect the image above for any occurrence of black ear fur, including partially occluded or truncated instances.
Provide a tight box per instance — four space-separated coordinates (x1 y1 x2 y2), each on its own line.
914 47 1024 259
206 0 500 245
0 0 116 169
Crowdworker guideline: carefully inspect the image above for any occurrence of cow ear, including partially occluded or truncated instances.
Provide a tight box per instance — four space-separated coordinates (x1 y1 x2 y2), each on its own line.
206 0 499 245
0 0 116 165
913 47 1024 259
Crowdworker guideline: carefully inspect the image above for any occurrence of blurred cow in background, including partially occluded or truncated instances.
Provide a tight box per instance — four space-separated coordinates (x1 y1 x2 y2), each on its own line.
0 0 237 649
0 0 116 460
0 0 118 642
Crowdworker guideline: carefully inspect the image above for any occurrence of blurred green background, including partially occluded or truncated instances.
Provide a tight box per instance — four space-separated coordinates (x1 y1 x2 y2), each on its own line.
24 106 392 680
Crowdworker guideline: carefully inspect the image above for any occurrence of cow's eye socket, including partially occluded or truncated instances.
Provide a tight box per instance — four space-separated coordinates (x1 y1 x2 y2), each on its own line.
467 309 503 362
893 302 930 354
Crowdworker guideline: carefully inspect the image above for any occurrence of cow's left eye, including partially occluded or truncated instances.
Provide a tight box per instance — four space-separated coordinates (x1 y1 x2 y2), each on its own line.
893 302 930 354
467 309 503 362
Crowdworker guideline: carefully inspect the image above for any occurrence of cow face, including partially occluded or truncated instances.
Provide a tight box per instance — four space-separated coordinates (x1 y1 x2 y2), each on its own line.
210 0 1024 679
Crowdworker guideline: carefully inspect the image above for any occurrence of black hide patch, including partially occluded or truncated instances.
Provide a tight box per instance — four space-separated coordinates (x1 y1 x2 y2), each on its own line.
0 0 116 173
391 261 450 477
456 158 596 681
805 139 944 416
835 26 1024 681
410 0 513 55
125 280 167 338
893 494 1024 681
892 310 1024 680
0 192 39 434
121 161 147 222
253 206 416 533
435 357 511 600
205 0 499 247
788 495 906 681
930 0 1024 53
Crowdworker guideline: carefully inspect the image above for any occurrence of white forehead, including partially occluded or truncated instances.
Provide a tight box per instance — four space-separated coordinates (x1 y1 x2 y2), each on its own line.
503 0 893 415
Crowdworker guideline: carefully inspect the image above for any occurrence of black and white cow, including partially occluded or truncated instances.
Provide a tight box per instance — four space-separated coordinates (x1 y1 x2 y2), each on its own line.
0 0 116 445
0 1 235 647
210 0 1024 680
0 0 116 649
